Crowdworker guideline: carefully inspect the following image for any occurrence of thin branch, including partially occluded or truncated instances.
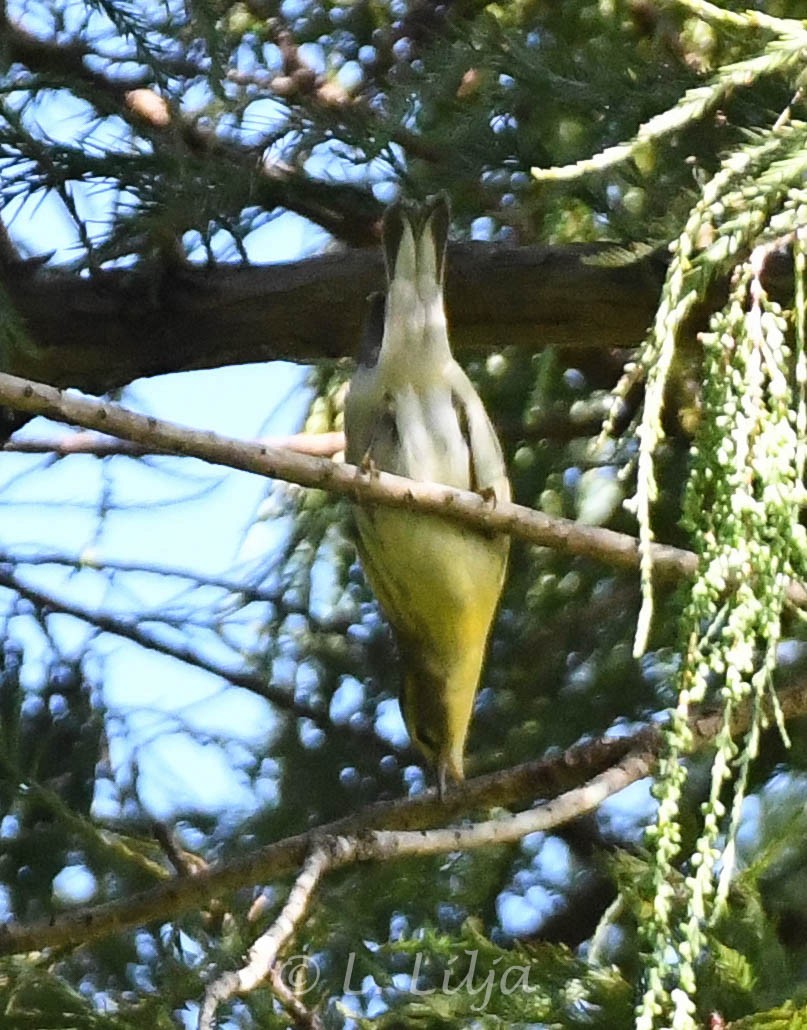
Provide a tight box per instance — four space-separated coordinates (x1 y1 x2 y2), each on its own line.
0 768 169 883
2 429 345 459
153 823 209 879
198 757 649 1027
265 966 323 1030
0 372 687 579
0 565 393 756
153 822 230 935
3 413 619 459
3 17 202 96
0 565 280 704
199 846 332 1030
3 675 807 958
1 371 804 604
0 547 283 604
3 16 383 247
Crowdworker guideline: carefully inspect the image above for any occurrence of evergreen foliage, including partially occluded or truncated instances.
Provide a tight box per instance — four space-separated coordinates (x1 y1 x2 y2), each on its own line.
1 1 807 1028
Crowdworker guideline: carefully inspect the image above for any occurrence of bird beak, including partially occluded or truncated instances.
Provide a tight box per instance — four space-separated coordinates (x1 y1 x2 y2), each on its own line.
436 763 449 802
436 753 465 801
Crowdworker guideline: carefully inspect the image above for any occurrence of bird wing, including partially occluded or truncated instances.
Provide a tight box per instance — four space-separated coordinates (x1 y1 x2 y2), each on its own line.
446 363 511 503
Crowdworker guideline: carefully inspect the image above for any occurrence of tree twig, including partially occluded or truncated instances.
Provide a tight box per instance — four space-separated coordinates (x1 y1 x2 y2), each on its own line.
266 966 323 1030
199 845 334 1030
0 564 395 756
0 547 284 604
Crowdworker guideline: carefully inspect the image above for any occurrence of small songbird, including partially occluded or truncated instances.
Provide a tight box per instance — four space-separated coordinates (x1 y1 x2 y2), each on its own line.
344 195 510 796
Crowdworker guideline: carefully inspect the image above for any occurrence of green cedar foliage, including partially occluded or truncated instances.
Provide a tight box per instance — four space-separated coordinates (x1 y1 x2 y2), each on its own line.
2 2 807 1029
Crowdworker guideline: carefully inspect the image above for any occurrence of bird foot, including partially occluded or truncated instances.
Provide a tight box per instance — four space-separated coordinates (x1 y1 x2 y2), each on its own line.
362 455 381 477
360 452 380 478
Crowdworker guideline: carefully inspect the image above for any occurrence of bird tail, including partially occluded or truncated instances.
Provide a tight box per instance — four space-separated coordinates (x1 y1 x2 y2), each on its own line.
382 195 450 295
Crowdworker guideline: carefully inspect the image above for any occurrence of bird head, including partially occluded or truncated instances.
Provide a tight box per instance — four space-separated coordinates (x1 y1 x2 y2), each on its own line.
400 667 469 800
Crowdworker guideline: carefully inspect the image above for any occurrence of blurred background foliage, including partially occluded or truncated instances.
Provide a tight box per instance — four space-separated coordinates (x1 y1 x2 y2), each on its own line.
2 0 807 1027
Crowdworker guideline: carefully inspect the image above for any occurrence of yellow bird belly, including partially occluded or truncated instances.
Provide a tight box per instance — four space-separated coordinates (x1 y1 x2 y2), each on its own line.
355 505 507 680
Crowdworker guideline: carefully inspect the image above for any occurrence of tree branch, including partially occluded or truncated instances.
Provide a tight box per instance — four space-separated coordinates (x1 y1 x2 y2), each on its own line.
198 758 650 1028
0 547 286 604
3 17 202 96
2 410 618 459
3 674 807 959
1 243 667 393
0 372 687 576
0 564 394 756
2 429 345 459
199 846 332 1030
3 15 384 249
1 371 804 606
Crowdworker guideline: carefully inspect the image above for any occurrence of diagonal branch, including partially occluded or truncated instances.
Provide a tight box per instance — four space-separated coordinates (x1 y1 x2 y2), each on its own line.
199 845 332 1030
1 371 805 606
3 674 807 958
0 564 395 756
0 371 689 579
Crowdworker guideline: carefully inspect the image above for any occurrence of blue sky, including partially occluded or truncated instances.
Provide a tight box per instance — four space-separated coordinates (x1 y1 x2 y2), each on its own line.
0 7 658 957
1 148 324 820
0 29 359 829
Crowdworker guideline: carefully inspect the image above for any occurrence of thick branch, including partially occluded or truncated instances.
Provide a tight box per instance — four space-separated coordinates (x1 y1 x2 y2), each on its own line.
3 676 807 957
2 243 666 393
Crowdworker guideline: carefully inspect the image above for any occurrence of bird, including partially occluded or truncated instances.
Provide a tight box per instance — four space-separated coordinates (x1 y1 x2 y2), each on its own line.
344 195 510 797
